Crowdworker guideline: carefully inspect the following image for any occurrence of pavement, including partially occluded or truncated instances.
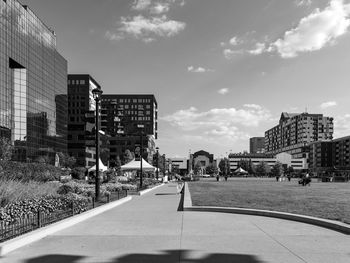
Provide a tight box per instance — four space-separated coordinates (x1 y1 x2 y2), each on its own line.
1 183 350 263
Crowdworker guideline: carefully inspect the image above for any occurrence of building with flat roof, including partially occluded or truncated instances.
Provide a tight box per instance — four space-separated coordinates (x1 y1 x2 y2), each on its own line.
265 112 333 159
100 94 158 165
250 137 265 153
0 0 67 163
67 74 103 167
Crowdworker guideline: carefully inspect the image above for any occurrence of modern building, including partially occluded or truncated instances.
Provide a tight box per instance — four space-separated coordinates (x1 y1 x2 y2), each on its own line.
190 150 214 174
309 136 350 175
67 74 102 167
169 157 188 175
0 0 67 163
100 94 158 165
265 112 333 159
229 152 307 171
250 137 265 153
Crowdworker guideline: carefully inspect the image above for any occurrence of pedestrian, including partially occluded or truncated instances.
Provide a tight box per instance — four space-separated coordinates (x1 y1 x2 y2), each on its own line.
216 173 219 181
224 174 228 181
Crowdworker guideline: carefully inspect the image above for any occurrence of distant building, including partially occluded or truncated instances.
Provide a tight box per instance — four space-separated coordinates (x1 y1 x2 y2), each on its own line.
67 74 108 167
265 112 333 159
250 137 265 153
0 0 67 163
228 152 307 171
100 94 158 165
169 158 188 176
309 135 350 175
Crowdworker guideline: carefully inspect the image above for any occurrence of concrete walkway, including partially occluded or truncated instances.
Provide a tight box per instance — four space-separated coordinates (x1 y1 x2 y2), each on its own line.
1 183 349 263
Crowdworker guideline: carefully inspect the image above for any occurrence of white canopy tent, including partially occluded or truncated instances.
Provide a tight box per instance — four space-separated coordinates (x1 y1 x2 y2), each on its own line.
234 167 248 174
121 158 156 171
88 159 108 172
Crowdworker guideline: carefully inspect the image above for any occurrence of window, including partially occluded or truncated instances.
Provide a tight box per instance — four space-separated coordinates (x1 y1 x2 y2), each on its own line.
80 80 86 85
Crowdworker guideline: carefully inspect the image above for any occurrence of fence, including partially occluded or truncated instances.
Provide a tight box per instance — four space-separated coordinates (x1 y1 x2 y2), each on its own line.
0 189 128 243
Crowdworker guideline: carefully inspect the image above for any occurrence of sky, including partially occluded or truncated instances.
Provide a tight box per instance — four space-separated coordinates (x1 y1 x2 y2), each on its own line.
21 0 350 158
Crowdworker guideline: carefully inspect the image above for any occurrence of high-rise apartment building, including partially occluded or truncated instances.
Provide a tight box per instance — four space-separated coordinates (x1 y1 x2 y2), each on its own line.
249 137 265 153
101 94 158 164
67 74 101 167
0 0 67 163
265 112 333 159
309 136 350 175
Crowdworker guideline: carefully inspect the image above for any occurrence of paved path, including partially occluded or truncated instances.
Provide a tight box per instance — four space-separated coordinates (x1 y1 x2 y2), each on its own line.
1 183 350 263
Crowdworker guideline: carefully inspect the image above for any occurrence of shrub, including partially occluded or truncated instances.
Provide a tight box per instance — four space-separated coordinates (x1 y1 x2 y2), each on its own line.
0 178 61 207
71 167 86 180
0 161 66 182
0 194 89 224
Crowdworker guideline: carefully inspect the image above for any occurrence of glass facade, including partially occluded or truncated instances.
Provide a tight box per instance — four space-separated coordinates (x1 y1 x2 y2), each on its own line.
0 0 68 163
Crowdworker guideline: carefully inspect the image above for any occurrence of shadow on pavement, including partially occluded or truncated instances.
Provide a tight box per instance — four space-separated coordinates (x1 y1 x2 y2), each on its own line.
114 250 262 263
25 254 84 263
23 250 262 263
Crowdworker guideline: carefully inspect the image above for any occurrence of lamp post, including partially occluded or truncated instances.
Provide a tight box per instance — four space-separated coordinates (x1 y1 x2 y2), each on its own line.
92 87 103 201
156 147 159 180
137 124 144 188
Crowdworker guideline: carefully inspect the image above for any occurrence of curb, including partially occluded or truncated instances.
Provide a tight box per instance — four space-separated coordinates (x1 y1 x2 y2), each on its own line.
183 183 350 235
0 196 132 256
139 183 165 196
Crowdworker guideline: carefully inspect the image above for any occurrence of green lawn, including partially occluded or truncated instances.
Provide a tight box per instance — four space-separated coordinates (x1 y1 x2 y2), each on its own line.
188 178 350 224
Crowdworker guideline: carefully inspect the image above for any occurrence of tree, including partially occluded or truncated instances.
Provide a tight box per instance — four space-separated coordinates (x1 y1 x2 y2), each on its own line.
256 161 271 177
271 162 283 177
206 164 218 175
57 152 76 168
123 149 134 164
0 137 13 162
219 158 230 176
194 161 202 175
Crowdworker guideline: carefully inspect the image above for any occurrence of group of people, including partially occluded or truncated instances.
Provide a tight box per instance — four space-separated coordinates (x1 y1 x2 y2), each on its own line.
298 173 311 186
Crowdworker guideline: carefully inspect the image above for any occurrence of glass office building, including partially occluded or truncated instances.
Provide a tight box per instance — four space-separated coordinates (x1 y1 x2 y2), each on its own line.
0 0 68 163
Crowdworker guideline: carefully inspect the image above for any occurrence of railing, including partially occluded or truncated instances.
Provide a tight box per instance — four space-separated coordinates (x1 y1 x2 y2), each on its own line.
0 189 128 243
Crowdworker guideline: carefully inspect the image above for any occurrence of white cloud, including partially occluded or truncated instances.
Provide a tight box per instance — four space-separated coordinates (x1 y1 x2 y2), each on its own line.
295 0 312 7
248 42 266 55
334 114 350 138
272 0 350 58
162 105 271 130
218 88 229 95
187 66 214 73
223 48 243 59
132 0 152 11
117 15 186 40
243 104 262 110
161 106 271 142
229 36 240 46
320 101 337 109
150 3 170 14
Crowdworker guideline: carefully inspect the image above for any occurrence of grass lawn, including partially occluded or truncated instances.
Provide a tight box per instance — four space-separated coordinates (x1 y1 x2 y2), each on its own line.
188 178 350 224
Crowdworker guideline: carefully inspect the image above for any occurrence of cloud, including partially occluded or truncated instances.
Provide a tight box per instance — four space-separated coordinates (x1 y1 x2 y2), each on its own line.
218 88 229 95
295 0 312 7
187 66 214 73
334 114 350 138
271 0 350 58
248 42 266 55
320 101 337 109
132 0 152 11
229 36 240 46
162 105 271 130
115 15 186 40
161 106 271 142
223 48 243 59
150 3 171 14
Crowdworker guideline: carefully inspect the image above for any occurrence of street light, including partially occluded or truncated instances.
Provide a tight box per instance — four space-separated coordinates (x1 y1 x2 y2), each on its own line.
137 124 144 188
156 147 159 180
92 87 103 201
